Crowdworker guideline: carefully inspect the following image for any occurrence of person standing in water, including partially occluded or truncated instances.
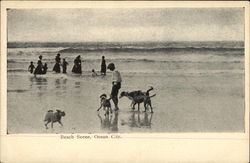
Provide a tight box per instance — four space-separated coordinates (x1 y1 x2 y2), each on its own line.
53 53 61 73
42 63 48 74
72 55 82 74
62 58 69 73
100 56 106 76
107 63 122 111
28 61 35 74
34 55 43 75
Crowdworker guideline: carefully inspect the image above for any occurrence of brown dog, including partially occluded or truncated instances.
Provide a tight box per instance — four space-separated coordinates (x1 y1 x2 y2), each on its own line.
44 109 65 129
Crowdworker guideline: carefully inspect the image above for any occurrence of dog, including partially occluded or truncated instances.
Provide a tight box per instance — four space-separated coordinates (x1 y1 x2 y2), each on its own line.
119 86 156 113
97 94 112 116
44 109 65 129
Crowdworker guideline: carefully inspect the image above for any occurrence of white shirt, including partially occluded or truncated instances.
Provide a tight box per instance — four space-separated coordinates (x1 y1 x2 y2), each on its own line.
112 70 122 83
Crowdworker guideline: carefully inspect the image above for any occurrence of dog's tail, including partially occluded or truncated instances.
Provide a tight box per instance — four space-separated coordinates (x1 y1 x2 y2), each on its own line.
146 86 154 95
150 94 156 98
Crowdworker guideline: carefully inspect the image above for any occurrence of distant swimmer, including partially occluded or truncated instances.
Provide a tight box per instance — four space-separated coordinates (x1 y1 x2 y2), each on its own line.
28 61 35 74
42 63 48 74
34 55 43 75
100 56 106 76
62 58 69 73
92 69 98 77
72 55 82 74
53 53 61 73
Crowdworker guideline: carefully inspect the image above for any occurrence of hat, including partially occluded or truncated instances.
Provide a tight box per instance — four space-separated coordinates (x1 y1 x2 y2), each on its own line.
107 63 115 70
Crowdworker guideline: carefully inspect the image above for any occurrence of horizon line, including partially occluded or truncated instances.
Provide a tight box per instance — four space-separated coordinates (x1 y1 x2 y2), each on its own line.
7 40 244 43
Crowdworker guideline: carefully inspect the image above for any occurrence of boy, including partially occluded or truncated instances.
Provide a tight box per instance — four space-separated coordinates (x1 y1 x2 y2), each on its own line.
107 63 122 111
28 61 35 74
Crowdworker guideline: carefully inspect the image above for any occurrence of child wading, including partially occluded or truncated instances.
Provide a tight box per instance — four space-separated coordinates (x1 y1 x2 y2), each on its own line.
107 63 122 111
28 61 35 74
62 58 69 73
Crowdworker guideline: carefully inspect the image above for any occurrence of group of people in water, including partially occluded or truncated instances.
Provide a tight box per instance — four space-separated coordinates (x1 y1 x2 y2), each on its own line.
28 53 122 111
28 55 48 75
28 53 107 76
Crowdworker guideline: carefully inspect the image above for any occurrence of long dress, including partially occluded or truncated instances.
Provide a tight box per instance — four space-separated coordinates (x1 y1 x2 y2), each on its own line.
34 60 43 75
62 61 68 73
42 65 48 74
53 55 61 73
101 59 106 75
72 58 82 74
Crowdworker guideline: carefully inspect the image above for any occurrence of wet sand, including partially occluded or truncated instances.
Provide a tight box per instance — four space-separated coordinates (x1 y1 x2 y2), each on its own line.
7 71 244 133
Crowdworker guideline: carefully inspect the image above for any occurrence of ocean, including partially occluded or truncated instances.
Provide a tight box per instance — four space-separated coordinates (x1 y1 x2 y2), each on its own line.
7 41 245 133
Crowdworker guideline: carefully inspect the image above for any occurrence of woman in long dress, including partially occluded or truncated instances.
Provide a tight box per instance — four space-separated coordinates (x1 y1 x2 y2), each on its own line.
34 55 43 75
72 55 82 74
53 53 61 73
100 56 106 75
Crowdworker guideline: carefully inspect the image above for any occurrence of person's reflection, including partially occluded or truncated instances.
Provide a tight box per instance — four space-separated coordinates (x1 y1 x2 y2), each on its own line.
34 76 47 85
128 112 153 129
129 111 140 128
61 78 67 91
31 76 48 97
140 112 153 129
29 76 35 89
97 111 119 132
111 111 119 132
55 78 61 89
98 113 112 130
74 81 81 88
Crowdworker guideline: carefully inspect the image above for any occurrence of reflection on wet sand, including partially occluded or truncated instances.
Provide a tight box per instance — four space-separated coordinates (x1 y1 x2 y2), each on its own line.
74 81 81 88
98 111 119 132
30 76 47 86
122 112 153 129
29 76 48 97
54 78 68 89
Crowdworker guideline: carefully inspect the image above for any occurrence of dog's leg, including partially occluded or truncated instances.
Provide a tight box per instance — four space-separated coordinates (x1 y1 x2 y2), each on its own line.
104 107 109 116
148 99 153 113
51 122 54 129
138 103 140 112
131 101 135 110
143 101 147 112
45 121 49 129
109 107 113 114
130 102 133 108
132 102 136 110
58 120 63 126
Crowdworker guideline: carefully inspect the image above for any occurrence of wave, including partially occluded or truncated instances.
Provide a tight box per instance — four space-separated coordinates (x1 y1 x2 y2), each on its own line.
7 69 244 76
58 47 244 53
8 89 29 93
7 58 243 65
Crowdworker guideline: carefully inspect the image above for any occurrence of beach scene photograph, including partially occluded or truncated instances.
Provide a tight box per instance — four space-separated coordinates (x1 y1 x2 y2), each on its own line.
7 8 245 134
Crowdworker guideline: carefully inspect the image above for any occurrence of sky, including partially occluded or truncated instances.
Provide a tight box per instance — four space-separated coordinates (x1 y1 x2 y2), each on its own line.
7 8 244 42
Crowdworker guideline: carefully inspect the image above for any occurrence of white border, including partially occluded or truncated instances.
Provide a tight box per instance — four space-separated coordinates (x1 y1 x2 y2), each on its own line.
1 1 249 162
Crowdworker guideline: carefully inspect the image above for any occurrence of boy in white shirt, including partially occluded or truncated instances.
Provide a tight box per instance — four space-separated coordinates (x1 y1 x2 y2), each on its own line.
107 63 122 111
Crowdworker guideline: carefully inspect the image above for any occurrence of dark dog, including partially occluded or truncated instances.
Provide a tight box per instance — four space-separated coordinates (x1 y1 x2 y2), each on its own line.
119 87 156 113
44 109 65 129
97 94 112 116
